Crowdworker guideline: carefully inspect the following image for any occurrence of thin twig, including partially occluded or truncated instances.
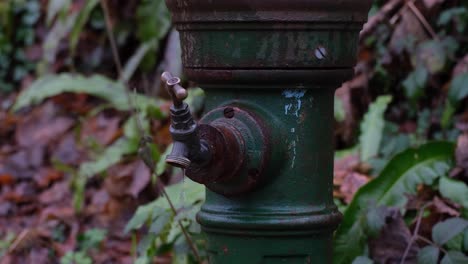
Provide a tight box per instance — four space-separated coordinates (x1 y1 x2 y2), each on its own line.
417 235 448 255
155 175 201 261
100 0 123 77
400 202 431 264
407 1 438 39
145 161 201 261
99 0 201 262
360 0 404 39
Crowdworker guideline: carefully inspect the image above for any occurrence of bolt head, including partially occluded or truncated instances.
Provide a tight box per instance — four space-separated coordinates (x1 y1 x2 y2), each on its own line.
223 107 235 118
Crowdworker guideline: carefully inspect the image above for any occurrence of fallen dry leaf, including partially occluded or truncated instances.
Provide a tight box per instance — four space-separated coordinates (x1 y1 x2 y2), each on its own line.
15 102 75 147
334 154 360 173
1 146 46 180
432 196 460 217
453 55 468 77
33 168 64 189
455 133 468 176
334 154 370 203
51 93 94 115
422 0 445 8
39 206 75 224
105 160 150 199
127 161 151 198
0 112 18 138
339 172 370 203
80 113 121 147
39 181 69 205
2 182 37 204
389 7 428 53
0 174 15 186
369 209 419 264
51 133 83 165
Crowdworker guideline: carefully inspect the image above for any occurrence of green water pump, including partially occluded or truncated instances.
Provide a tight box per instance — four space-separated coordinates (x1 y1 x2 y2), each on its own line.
163 1 372 263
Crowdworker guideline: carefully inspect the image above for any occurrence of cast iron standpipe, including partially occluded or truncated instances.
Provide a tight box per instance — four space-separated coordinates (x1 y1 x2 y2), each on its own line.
163 1 372 263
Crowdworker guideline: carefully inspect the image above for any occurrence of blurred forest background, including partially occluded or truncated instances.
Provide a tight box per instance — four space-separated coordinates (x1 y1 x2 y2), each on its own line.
0 0 467 263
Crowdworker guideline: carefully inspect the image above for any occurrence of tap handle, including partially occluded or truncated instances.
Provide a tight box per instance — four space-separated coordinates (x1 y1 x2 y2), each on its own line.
161 72 188 108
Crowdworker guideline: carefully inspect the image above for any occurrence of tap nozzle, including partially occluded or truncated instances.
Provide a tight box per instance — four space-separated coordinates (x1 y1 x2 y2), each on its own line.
166 141 191 169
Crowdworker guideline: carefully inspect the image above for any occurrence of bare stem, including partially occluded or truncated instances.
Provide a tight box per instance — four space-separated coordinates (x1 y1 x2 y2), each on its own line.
400 202 431 264
407 1 438 39
155 178 202 261
417 235 448 255
100 0 124 77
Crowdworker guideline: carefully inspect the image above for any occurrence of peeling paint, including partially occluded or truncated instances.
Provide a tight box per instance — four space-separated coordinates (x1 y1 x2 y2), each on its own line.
283 89 306 168
283 89 306 117
289 139 297 169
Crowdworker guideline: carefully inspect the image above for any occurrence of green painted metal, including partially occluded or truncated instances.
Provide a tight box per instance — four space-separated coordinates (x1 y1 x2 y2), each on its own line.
198 88 339 263
164 1 372 263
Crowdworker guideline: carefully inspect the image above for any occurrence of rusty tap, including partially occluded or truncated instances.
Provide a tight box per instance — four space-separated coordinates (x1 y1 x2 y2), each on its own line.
162 72 211 169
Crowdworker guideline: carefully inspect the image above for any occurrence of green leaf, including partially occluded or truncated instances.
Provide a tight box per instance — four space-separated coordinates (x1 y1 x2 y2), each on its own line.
42 11 79 66
123 115 150 139
403 67 428 100
172 253 189 264
413 40 446 74
440 251 468 264
334 141 455 264
448 74 468 106
335 96 346 122
433 218 468 246
137 233 157 257
359 95 393 161
335 145 359 160
464 229 468 253
365 205 387 237
352 256 374 264
185 87 205 115
156 178 205 210
60 251 92 264
46 0 71 25
440 177 468 208
442 99 456 129
79 137 139 178
136 0 170 42
446 232 464 252
126 178 204 233
135 256 150 264
125 205 164 234
122 40 157 82
438 7 468 32
149 211 172 235
155 144 173 181
418 246 439 264
78 228 107 251
70 0 99 54
12 74 164 116
126 178 204 262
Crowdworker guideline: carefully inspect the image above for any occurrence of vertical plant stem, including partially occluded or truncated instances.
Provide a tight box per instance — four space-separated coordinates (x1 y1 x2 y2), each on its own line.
407 1 438 39
400 202 431 264
99 0 123 78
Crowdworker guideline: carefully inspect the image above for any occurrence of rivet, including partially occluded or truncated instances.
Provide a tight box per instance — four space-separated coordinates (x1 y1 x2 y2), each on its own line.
223 107 235 118
248 168 259 178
